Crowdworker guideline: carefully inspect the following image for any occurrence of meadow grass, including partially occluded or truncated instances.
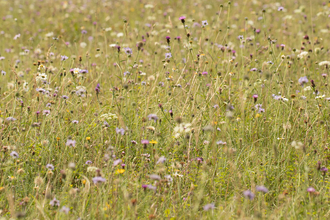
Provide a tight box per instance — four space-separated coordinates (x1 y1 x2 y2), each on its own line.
0 0 330 219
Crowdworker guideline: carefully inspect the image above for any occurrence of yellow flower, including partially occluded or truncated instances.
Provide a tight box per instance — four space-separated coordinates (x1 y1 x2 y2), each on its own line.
86 137 91 141
150 140 157 144
255 114 261 118
56 137 60 141
115 169 125 174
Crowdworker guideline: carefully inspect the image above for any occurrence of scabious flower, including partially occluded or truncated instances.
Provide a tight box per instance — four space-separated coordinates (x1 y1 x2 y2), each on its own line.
6 117 16 122
298 76 308 86
92 176 106 184
60 55 68 61
147 114 159 122
50 198 60 207
10 151 19 159
256 186 269 193
66 139 76 147
165 53 172 59
85 160 92 165
278 6 284 11
243 190 255 200
116 127 125 135
124 47 132 55
203 203 215 211
156 156 166 164
60 206 70 214
202 20 208 26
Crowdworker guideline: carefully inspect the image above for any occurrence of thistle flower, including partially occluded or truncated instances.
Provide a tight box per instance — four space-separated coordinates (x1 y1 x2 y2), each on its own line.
307 187 315 193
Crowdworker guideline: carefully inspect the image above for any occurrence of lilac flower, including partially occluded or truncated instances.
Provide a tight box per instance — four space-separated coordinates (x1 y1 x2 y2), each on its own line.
202 20 208 26
113 159 122 166
116 127 125 135
156 156 166 164
43 110 50 116
6 117 16 122
165 53 172 59
147 114 159 122
62 95 69 99
203 203 215 211
216 140 227 145
104 121 110 127
124 47 132 55
123 71 130 76
81 30 87 34
46 164 54 170
298 76 308 86
243 190 255 200
92 176 106 184
80 69 88 74
60 206 70 214
72 120 79 124
256 186 269 193
85 160 92 165
250 68 257 72
10 151 19 159
50 198 60 207
1 70 6 75
202 71 208 75
278 6 284 11
60 55 68 61
66 139 76 147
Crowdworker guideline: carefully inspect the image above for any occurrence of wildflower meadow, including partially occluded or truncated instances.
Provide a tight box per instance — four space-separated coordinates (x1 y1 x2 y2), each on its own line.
1 0 330 219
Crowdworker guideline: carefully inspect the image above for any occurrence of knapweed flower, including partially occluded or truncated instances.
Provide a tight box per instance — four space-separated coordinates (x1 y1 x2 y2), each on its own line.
298 76 308 86
46 164 54 170
256 186 269 193
141 140 149 145
92 176 106 184
50 198 60 207
253 94 258 102
156 156 166 164
202 20 208 26
62 95 69 100
124 47 132 55
43 110 50 116
179 16 186 24
203 203 215 211
165 53 172 59
147 114 159 122
202 71 208 75
307 187 315 193
243 190 255 200
10 151 19 159
66 139 76 147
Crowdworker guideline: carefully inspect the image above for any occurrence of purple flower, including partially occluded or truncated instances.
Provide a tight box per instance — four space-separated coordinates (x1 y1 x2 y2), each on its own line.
66 139 76 147
50 198 60 207
131 140 137 144
60 206 70 214
165 53 172 59
6 117 16 122
278 6 284 11
72 120 79 124
250 68 257 72
116 127 125 135
43 110 50 116
1 70 6 75
113 159 122 166
80 69 88 74
60 55 68 61
307 187 315 193
81 30 87 34
298 76 308 86
124 47 132 55
202 20 208 26
243 190 255 200
92 176 106 184
179 16 186 23
10 151 19 159
123 71 130 76
103 121 110 127
85 160 92 165
256 186 269 193
62 95 69 99
141 139 149 145
202 71 208 75
156 156 166 164
216 140 227 145
46 164 54 170
203 203 215 211
320 167 328 174
143 184 156 191
147 114 159 122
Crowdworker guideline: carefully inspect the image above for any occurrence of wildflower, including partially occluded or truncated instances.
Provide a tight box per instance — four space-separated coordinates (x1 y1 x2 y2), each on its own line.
62 95 69 99
238 35 244 40
66 139 76 147
46 164 54 170
124 47 132 55
256 186 269 193
13 34 21 40
50 198 60 207
179 16 186 24
72 120 79 124
165 53 172 59
216 140 227 145
1 70 5 75
60 55 68 61
203 203 215 211
307 187 315 193
156 156 166 164
298 76 308 86
86 137 91 141
113 159 122 166
147 114 159 122
85 160 92 165
278 6 284 11
165 175 173 182
81 30 87 34
202 20 208 26
10 151 19 159
115 127 125 135
92 176 106 184
166 36 171 44
131 140 137 144
297 51 308 59
243 190 255 200
6 117 16 122
43 110 50 116
253 94 258 103
141 140 149 145
149 174 161 180
60 206 70 214
320 167 328 175
202 71 208 75
250 68 257 72
319 61 330 66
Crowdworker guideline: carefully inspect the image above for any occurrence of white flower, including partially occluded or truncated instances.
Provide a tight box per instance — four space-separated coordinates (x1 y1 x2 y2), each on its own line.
117 33 124 37
100 113 118 120
319 61 330 66
173 123 192 138
45 32 54 38
36 73 48 82
87 166 99 172
73 68 81 75
303 86 312 91
315 95 325 99
297 51 308 59
105 27 112 32
109 44 117 47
